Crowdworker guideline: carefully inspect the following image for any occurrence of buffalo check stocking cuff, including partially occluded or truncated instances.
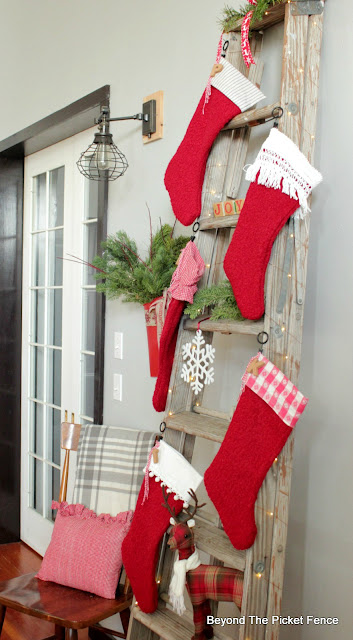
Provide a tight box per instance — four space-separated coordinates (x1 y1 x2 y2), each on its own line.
244 352 308 428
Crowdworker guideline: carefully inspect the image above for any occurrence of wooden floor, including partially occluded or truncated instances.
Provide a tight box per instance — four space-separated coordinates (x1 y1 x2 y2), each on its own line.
0 542 88 640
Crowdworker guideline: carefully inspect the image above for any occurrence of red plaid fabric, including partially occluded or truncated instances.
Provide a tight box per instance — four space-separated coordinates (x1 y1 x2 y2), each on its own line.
186 564 243 639
244 352 308 428
168 241 205 304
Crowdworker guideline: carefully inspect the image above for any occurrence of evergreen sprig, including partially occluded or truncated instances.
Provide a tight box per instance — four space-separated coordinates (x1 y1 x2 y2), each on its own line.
92 224 189 305
219 0 283 32
185 281 243 322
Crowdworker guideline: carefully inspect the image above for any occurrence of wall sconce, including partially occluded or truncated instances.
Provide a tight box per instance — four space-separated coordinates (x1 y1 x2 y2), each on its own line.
77 101 156 181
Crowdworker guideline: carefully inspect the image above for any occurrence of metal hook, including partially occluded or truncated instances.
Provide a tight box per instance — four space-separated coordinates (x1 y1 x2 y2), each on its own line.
159 421 166 433
221 39 230 57
271 106 284 128
257 331 269 353
190 220 200 242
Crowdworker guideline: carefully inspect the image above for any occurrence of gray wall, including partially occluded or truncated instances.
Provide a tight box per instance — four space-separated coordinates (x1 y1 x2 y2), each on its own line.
0 0 352 637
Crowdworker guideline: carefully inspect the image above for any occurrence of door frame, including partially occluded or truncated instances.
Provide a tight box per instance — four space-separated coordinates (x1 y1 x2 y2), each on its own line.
0 85 110 542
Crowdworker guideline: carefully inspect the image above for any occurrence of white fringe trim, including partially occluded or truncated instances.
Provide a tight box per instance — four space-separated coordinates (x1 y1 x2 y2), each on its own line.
245 128 322 215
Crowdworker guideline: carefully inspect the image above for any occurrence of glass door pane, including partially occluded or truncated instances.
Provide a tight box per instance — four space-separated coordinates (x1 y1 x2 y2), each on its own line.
80 179 98 423
28 167 64 521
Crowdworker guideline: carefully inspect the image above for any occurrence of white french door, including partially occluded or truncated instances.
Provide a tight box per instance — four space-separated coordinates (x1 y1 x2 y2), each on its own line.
21 130 99 554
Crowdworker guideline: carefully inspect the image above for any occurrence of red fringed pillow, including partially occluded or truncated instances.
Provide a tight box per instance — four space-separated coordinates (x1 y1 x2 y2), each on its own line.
37 501 133 599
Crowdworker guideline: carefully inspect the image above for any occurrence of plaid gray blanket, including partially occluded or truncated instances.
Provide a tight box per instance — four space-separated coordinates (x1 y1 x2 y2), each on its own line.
72 425 156 515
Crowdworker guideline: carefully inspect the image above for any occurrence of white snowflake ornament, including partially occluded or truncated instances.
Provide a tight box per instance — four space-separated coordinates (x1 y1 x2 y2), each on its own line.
181 329 216 395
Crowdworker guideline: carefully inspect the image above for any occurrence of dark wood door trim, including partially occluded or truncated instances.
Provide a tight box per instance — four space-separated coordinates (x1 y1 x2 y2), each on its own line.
0 85 110 157
0 87 110 541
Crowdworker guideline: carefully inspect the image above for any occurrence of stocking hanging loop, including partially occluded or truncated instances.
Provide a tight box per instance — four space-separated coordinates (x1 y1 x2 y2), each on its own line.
257 331 269 353
197 316 211 331
159 421 166 433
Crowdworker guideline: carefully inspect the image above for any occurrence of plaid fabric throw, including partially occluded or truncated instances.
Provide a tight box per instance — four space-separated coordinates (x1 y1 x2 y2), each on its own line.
73 425 157 515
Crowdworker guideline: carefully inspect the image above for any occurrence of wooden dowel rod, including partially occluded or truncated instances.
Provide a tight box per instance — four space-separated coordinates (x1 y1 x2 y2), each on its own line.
222 101 280 131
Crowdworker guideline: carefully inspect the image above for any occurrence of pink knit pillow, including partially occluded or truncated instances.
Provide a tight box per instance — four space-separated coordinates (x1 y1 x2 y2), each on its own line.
37 501 133 599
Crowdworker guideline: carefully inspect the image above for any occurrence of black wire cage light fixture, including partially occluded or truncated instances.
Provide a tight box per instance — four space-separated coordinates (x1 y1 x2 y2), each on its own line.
77 101 156 181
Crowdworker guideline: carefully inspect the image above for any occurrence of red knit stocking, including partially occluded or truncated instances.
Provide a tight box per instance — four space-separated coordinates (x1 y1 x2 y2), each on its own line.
122 478 183 613
224 128 322 320
164 60 265 226
204 354 308 550
153 241 205 412
153 298 185 412
122 441 202 613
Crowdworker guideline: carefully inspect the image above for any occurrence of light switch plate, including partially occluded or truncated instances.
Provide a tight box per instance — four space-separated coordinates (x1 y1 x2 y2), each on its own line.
113 373 122 401
114 332 123 359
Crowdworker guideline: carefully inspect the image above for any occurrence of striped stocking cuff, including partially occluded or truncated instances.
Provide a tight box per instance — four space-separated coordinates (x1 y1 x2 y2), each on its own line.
211 58 265 112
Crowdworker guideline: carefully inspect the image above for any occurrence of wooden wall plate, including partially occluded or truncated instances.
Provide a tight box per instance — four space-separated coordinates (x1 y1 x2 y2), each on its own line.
143 90 164 144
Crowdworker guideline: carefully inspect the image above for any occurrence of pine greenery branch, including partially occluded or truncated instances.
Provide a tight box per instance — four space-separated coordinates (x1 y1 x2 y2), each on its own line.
219 0 283 32
185 281 244 322
93 224 189 306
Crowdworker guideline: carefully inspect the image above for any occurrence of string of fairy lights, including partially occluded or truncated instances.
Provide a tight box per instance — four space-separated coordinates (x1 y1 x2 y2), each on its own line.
156 14 319 597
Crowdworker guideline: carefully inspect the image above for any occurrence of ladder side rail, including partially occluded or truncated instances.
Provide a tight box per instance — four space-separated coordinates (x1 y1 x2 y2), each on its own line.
264 11 324 639
241 5 310 639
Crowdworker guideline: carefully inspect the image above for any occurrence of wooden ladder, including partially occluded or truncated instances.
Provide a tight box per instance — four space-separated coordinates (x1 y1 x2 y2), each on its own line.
127 2 326 639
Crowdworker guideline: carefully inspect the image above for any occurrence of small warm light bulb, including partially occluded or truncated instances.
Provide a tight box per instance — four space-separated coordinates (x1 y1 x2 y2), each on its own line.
168 411 173 416
256 573 262 578
156 579 161 584
210 189 216 195
299 68 304 73
195 402 200 407
285 355 289 360
168 389 172 394
206 264 210 268
311 135 315 140
288 273 292 278
265 11 268 14
290 233 294 238
274 457 278 462
281 326 286 332
268 511 274 517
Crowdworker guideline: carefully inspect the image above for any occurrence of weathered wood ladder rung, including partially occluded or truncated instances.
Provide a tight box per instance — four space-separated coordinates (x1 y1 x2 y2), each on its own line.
165 410 229 443
127 2 325 639
184 317 264 335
